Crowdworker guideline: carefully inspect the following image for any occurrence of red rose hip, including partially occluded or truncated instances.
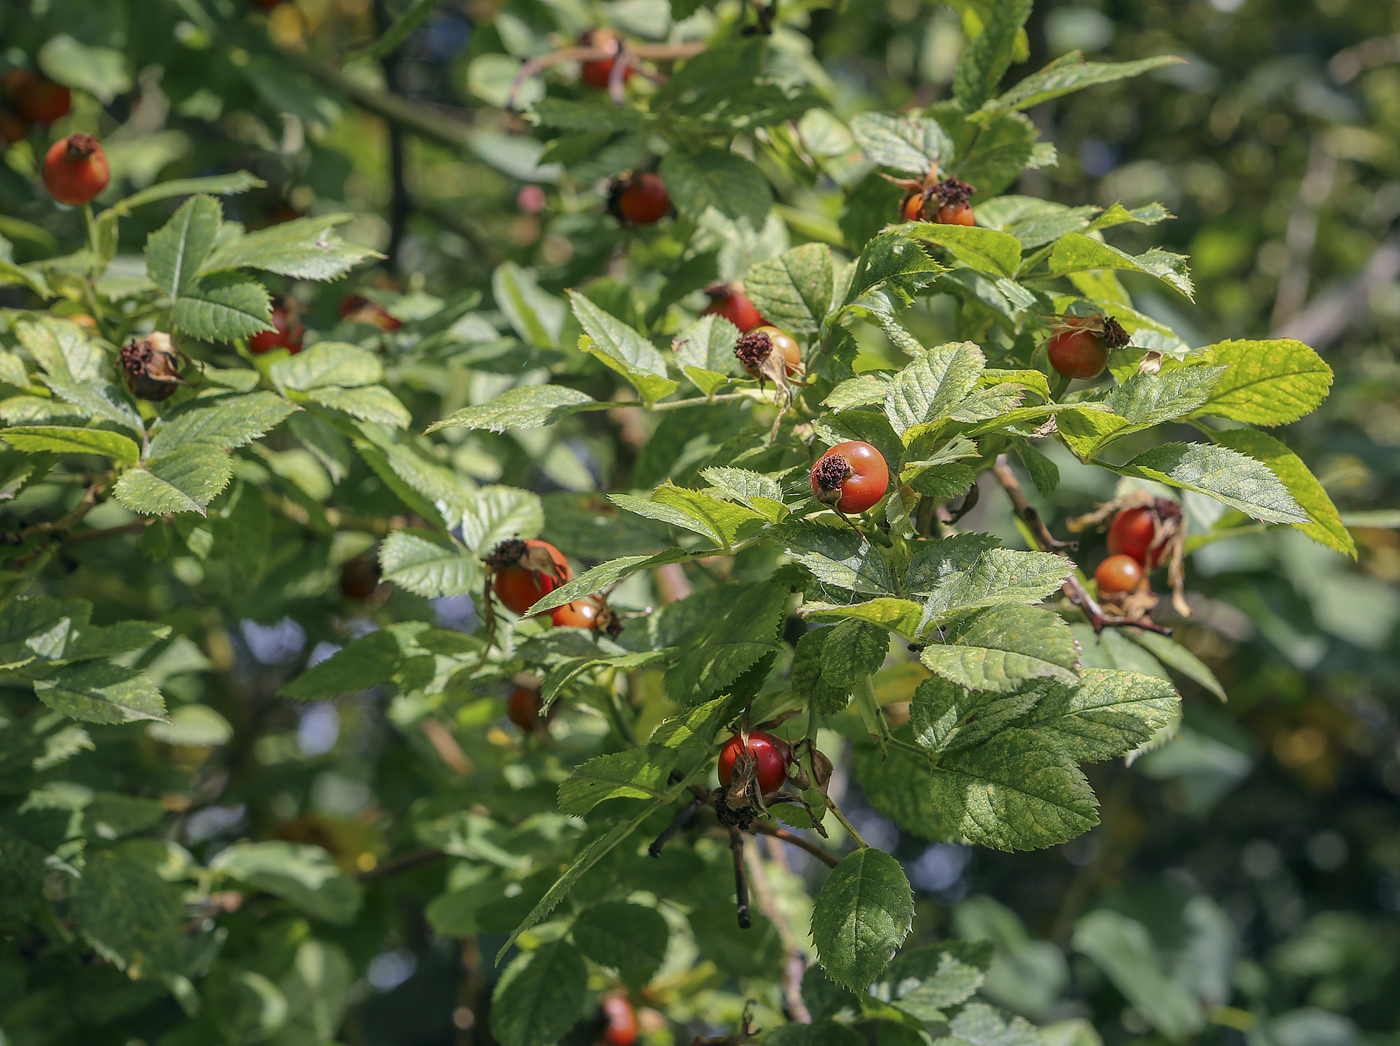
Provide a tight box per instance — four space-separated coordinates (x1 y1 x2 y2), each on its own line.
701 283 765 333
616 173 669 225
551 601 599 629
718 731 792 794
490 539 572 616
810 441 890 514
15 77 70 125
43 133 109 206
1095 553 1145 596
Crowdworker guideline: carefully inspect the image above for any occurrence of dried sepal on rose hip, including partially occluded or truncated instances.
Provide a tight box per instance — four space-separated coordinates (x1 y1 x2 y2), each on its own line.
931 177 976 225
734 326 800 385
119 332 191 401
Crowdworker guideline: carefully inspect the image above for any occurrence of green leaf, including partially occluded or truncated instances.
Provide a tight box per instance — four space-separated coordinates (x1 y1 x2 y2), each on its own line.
1125 630 1226 701
145 195 222 298
811 848 914 991
62 619 171 661
952 0 1033 109
112 445 234 516
427 385 605 433
910 675 1043 755
281 630 401 700
661 145 772 229
32 661 167 724
1046 234 1194 301
984 53 1186 113
929 729 1098 850
146 704 234 746
1072 911 1205 1039
71 848 182 976
42 376 142 432
873 941 994 1018
907 221 1022 278
211 841 364 925
570 293 679 406
271 341 383 391
308 385 412 428
701 466 789 522
1013 440 1059 497
844 232 943 310
147 393 297 456
493 262 565 350
775 519 898 595
38 34 132 102
378 530 481 598
173 272 274 341
885 343 986 441
572 901 670 984
1105 367 1228 427
766 1021 865 1046
849 112 954 174
853 732 949 839
520 550 692 615
557 746 680 815
1210 428 1354 558
1 426 139 466
202 213 380 281
529 98 651 132
108 172 264 215
673 313 740 386
1191 339 1333 426
904 534 1073 626
497 801 670 961
919 606 1079 692
1055 405 1134 462
541 651 671 710
801 598 927 640
946 109 1042 196
491 939 589 1046
1100 442 1308 524
945 1003 1046 1046
459 486 545 554
663 583 786 705
744 243 834 334
650 484 768 549
1019 669 1179 762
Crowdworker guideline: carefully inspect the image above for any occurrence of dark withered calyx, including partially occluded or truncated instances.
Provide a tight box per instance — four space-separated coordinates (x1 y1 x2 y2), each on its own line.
119 332 184 401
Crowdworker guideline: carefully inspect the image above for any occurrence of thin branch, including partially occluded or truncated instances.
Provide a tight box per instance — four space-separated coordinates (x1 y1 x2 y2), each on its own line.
64 518 155 543
356 846 446 881
289 52 479 153
374 0 411 274
729 827 752 929
749 820 841 869
649 797 705 857
14 479 107 542
992 455 1173 637
743 842 811 1023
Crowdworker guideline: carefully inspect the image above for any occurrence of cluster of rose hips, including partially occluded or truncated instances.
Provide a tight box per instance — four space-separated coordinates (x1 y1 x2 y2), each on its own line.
899 175 977 226
1 68 70 147
1092 498 1183 600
